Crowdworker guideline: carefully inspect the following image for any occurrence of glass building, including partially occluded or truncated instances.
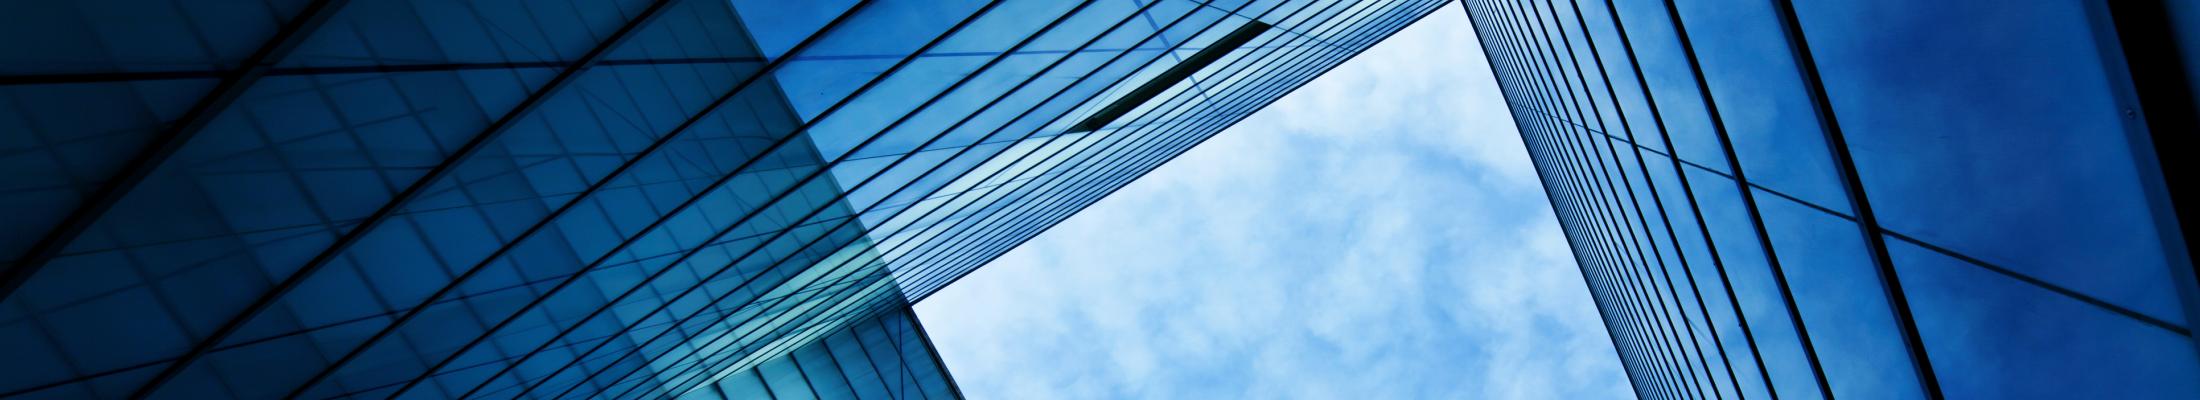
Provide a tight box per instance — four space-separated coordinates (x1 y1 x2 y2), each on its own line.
685 308 959 400
15 0 2195 398
1464 0 2200 399
0 0 1444 399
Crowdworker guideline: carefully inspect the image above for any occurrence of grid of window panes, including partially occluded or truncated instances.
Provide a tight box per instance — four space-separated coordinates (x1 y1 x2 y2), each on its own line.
849 0 1448 303
680 307 958 400
0 0 1440 399
1464 0 2200 399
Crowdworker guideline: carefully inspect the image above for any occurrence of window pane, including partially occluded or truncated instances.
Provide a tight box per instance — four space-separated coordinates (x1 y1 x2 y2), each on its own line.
1792 0 2186 325
1756 192 1921 399
1891 238 2200 398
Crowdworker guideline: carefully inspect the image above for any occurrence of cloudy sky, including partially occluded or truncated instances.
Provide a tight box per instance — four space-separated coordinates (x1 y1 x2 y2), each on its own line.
914 8 1633 399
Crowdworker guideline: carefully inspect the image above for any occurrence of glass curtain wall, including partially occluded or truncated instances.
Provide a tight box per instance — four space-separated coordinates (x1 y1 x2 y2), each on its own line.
0 0 1442 399
1463 0 2200 398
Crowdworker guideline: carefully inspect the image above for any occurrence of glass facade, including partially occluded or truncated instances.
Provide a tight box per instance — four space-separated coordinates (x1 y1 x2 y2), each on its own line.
0 1 1443 399
681 308 958 400
1464 0 2200 398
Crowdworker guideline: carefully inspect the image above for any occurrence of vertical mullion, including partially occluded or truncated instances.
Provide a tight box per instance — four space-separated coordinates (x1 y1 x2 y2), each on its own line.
1536 0 1731 394
1764 0 1945 397
1654 0 1835 397
1479 1 1677 397
1582 0 1781 396
1509 0 1707 396
1510 16 1684 400
1554 0 1748 397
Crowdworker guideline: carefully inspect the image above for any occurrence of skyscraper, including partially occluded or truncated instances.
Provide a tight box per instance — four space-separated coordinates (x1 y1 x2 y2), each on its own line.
0 0 1445 399
16 0 2193 398
1465 0 2200 398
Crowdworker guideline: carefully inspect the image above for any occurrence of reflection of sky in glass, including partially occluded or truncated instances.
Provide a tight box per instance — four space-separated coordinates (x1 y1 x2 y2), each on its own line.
1467 0 2200 397
6 0 2195 398
916 11 1635 399
787 0 1451 301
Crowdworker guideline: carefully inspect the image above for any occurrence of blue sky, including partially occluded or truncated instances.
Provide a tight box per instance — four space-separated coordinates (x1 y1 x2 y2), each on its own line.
913 9 1633 399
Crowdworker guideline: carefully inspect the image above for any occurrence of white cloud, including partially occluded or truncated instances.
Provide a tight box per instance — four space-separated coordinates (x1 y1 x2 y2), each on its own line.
916 8 1633 399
